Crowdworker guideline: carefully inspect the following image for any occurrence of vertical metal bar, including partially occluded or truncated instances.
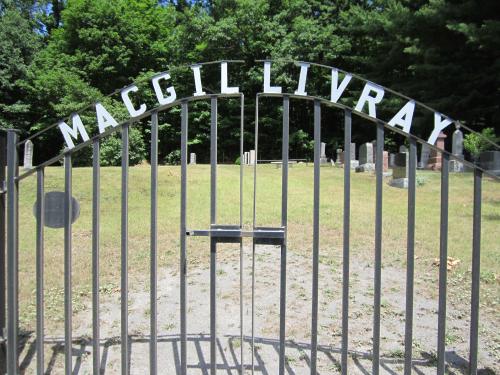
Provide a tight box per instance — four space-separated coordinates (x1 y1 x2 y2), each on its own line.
150 112 158 375
6 130 19 375
310 100 321 375
92 140 101 375
251 95 259 375
180 101 188 375
373 122 384 375
121 124 129 375
278 95 289 375
36 168 45 375
239 94 245 375
0 133 8 375
404 137 417 375
64 153 73 375
469 169 482 375
341 110 351 374
210 96 218 375
437 153 449 375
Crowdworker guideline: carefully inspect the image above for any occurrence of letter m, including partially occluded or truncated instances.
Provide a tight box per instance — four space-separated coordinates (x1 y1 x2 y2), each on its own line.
58 113 90 149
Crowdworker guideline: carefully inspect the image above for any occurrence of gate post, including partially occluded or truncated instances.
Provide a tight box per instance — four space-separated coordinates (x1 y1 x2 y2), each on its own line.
6 130 19 375
0 131 7 375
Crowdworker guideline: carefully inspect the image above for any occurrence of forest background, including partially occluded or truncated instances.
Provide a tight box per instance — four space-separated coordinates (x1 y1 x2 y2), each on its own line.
1 0 499 165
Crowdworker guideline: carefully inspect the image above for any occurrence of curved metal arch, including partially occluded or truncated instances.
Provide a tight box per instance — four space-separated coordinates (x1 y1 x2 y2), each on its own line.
16 92 244 182
256 58 500 151
256 92 500 182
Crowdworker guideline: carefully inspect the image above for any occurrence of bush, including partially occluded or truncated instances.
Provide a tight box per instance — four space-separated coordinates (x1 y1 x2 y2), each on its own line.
463 128 498 159
60 126 146 167
164 149 181 165
235 156 241 165
99 127 146 166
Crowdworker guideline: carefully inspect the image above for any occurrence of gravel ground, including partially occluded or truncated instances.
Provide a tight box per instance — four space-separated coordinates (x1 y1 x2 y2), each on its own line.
19 245 498 374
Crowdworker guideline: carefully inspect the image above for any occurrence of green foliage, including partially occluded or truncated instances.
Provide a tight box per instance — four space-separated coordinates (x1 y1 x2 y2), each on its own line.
463 128 498 158
0 6 41 129
164 149 181 165
100 127 146 166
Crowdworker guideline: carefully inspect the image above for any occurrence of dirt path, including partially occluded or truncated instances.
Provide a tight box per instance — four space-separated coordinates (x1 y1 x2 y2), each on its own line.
20 245 498 374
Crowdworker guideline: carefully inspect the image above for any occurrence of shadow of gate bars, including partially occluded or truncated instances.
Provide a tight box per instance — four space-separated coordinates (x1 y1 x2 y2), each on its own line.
0 61 499 375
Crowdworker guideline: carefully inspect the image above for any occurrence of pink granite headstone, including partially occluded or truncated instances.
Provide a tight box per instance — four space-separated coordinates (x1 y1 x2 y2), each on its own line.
383 151 389 172
426 132 447 171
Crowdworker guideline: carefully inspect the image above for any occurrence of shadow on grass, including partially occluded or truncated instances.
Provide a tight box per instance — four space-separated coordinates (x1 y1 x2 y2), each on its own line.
14 333 493 374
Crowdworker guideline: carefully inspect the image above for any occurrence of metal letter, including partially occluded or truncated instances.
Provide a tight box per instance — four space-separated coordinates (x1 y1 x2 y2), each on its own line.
191 64 206 96
354 82 385 118
58 113 90 149
221 62 239 94
294 62 310 96
152 72 177 105
121 85 147 118
263 61 282 94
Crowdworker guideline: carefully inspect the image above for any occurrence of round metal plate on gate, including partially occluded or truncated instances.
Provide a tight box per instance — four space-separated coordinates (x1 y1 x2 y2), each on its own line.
33 191 80 228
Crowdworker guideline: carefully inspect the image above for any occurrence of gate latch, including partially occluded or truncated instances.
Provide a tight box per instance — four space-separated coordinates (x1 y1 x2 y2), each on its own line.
186 225 285 245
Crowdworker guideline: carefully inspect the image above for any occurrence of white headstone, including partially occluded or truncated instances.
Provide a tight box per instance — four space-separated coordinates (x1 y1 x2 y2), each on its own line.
249 150 256 165
359 142 374 164
189 152 196 164
320 142 328 164
23 140 34 169
452 126 464 156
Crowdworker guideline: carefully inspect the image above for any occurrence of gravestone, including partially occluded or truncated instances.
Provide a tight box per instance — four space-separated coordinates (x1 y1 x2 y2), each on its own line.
356 142 375 172
478 151 500 176
389 152 409 188
23 140 34 170
336 149 344 166
189 153 196 165
359 142 373 164
450 125 464 172
419 144 430 169
383 151 389 173
427 132 447 171
350 143 356 162
348 143 359 169
320 142 328 164
389 153 396 168
249 150 256 165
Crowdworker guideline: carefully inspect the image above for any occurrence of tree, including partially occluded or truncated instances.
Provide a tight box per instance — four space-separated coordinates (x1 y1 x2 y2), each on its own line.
0 7 41 130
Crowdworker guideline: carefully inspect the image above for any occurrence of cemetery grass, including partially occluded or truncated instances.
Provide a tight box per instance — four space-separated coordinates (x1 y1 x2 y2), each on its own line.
16 163 499 335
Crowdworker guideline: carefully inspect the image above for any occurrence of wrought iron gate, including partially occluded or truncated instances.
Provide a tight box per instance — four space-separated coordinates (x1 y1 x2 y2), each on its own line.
0 61 498 375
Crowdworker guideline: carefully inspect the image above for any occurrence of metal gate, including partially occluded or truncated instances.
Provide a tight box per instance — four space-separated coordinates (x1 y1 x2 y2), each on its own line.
0 60 498 375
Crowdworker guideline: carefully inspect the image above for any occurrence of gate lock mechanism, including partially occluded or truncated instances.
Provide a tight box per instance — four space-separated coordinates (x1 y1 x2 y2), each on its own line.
186 224 285 245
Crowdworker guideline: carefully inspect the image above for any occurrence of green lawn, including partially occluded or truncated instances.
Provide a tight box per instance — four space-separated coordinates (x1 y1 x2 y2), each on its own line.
15 164 500 329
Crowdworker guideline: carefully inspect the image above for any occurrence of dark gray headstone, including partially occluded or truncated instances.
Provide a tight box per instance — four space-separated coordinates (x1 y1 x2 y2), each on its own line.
419 144 431 169
478 151 500 175
394 152 407 167
393 152 409 179
33 191 80 229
